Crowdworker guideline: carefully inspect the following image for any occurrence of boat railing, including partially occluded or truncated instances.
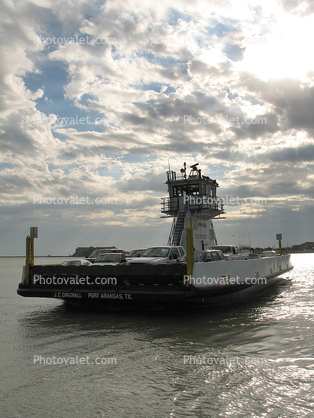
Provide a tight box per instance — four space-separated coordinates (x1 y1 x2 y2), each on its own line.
188 195 224 212
167 218 176 245
161 197 179 214
161 195 224 214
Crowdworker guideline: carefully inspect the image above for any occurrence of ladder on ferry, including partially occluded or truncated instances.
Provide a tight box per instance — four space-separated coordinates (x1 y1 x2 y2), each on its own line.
167 209 186 246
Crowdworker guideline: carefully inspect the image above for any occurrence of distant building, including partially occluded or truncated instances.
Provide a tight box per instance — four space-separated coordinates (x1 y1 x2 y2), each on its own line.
72 246 95 257
291 242 314 251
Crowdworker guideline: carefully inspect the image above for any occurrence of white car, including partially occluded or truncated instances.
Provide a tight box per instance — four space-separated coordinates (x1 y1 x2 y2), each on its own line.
61 259 93 266
262 251 278 257
180 250 225 263
209 245 240 260
128 246 185 265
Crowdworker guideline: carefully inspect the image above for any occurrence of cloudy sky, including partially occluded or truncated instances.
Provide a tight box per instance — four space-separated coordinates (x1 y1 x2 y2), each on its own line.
1 0 314 255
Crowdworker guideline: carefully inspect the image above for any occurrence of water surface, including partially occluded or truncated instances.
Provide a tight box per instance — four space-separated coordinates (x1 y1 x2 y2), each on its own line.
1 254 313 417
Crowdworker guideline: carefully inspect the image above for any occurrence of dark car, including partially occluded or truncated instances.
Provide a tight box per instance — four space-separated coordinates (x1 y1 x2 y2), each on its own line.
93 252 127 266
126 248 147 260
86 247 125 263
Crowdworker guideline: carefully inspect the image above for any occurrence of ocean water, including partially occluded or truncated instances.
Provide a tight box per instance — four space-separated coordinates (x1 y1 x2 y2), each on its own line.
0 254 313 417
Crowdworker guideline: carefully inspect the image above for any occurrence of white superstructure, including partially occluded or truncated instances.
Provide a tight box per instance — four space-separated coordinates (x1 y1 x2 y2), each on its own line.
161 162 224 251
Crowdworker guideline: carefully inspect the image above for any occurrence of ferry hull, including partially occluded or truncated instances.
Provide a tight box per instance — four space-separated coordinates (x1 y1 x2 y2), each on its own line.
17 256 293 309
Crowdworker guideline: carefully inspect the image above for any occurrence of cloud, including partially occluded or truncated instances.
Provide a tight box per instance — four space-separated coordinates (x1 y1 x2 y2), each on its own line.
224 43 245 61
266 143 314 163
1 0 314 254
277 0 314 16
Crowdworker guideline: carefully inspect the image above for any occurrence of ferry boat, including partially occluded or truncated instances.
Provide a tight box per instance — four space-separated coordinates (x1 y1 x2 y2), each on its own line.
17 163 293 309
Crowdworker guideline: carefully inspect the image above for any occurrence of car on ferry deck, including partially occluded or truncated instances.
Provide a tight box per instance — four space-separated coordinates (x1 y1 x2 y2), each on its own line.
128 246 185 265
126 248 147 260
262 250 278 257
180 249 225 263
93 252 127 266
61 259 93 266
195 249 225 262
86 247 126 263
209 245 240 260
